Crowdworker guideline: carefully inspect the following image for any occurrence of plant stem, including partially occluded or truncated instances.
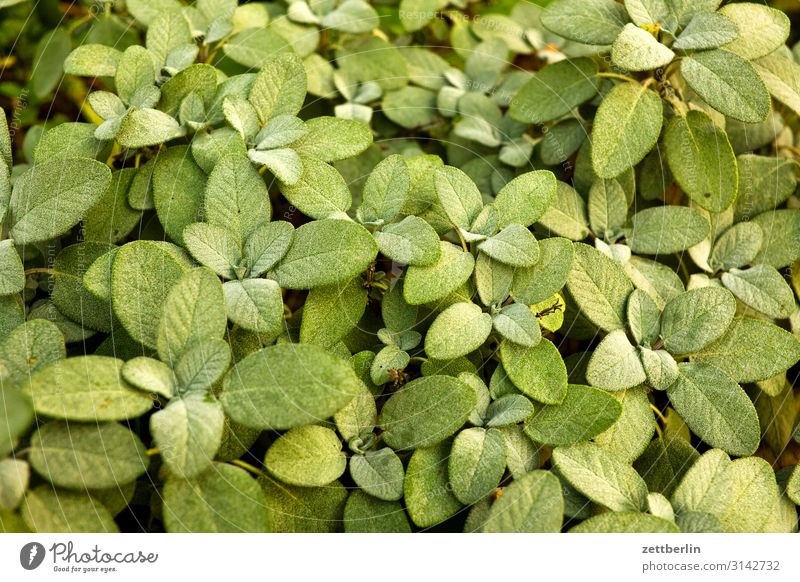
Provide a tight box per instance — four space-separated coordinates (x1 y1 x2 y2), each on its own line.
231 459 264 477
24 268 55 276
146 448 160 457
597 72 637 83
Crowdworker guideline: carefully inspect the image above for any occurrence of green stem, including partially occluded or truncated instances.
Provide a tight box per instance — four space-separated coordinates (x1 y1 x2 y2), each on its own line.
231 459 264 477
24 268 55 277
597 72 637 83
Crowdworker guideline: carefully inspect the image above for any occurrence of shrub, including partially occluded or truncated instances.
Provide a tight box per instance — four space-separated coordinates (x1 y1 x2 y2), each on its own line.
1 0 800 533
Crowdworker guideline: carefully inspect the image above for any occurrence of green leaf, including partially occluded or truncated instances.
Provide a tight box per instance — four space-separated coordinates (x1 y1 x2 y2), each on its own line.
611 24 674 72
485 395 535 428
22 487 118 533
9 158 111 245
449 427 506 505
157 267 227 365
591 82 663 179
425 302 491 360
265 425 346 487
374 216 441 266
434 165 483 230
641 348 679 391
249 51 306 123
693 317 800 383
475 253 513 307
399 0 438 32
753 209 800 269
278 157 351 219
117 108 183 149
552 442 648 512
566 242 634 332
481 470 563 532
673 12 739 51
204 153 271 245
586 329 647 390
721 265 795 319
223 94 260 141
0 319 65 387
32 29 71 97
492 303 541 347
343 491 410 533
403 242 475 305
0 387 33 457
321 0 378 33
183 223 242 279
542 0 629 45
370 345 410 385
121 357 176 399
595 387 655 463
509 58 599 125
512 237 574 306
30 421 148 489
64 42 122 78
23 356 153 421
667 362 760 456
538 181 590 241
660 287 736 355
0 459 28 512
663 111 738 212
570 512 679 533
0 239 23 295
220 343 361 430
152 146 207 246
145 11 191 65
111 240 192 349
627 288 661 346
634 436 699 498
500 339 568 405
627 205 711 254
173 339 231 394
680 50 770 123
526 384 622 446
404 442 463 527
151 393 224 479
588 179 627 241
115 45 156 104
349 448 404 501
357 155 409 225
289 116 373 162
272 219 378 289
719 2 789 60
478 225 539 268
379 375 476 450
709 222 763 271
163 463 267 532
223 278 284 335
300 277 368 349
260 477 347 533
245 220 295 278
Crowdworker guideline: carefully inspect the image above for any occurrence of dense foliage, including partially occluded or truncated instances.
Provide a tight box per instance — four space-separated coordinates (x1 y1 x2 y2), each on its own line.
2 0 800 533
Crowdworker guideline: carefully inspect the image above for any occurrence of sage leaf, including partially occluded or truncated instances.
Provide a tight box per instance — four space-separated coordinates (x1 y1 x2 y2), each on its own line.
220 343 361 430
425 302 492 360
660 287 736 355
500 339 568 405
680 50 770 123
591 82 663 179
379 375 476 450
350 448 404 502
667 362 760 456
552 442 648 512
265 425 346 487
449 427 506 505
24 356 153 421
